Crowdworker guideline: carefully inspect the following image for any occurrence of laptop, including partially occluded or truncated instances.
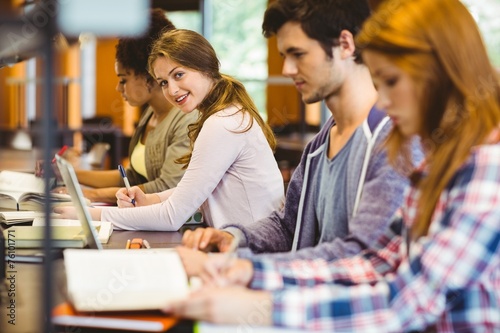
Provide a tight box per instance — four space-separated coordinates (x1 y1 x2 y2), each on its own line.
55 155 103 250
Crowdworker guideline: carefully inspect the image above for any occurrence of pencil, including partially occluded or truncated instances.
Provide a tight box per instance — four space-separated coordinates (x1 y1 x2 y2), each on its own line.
125 239 131 250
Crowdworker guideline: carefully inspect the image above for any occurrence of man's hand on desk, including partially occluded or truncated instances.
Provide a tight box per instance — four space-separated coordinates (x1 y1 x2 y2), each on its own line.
162 287 272 326
182 227 235 252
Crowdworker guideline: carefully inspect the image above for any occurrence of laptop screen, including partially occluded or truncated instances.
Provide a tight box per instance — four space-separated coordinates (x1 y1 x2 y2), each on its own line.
55 155 103 250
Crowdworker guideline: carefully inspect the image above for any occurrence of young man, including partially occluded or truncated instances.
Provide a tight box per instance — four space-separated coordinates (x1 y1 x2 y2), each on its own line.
182 0 421 262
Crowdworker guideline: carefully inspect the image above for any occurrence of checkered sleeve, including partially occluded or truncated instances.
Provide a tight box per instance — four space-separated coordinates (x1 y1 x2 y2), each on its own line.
271 282 402 331
387 146 500 329
265 146 500 331
250 215 405 291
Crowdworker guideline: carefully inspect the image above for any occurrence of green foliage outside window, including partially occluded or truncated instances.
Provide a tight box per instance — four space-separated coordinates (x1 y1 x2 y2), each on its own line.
462 0 500 67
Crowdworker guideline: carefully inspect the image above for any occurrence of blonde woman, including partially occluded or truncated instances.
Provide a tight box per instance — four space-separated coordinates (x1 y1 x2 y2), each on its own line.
57 29 284 231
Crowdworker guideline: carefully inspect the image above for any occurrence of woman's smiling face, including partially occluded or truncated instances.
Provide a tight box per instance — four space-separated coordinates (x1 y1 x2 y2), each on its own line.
153 57 214 114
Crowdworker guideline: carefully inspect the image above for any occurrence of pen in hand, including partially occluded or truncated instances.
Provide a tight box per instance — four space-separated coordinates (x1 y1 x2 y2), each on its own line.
205 240 239 287
221 238 238 273
118 164 136 206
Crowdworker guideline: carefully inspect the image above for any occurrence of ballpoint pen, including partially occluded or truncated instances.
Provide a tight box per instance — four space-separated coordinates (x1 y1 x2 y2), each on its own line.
118 164 136 206
52 145 68 163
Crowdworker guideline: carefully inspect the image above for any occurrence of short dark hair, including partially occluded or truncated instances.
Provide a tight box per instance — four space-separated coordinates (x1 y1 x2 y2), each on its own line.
115 8 175 78
262 0 371 62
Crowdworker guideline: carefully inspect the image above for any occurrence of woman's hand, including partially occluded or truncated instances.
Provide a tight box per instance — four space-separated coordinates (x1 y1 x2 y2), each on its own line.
485 125 500 144
116 186 159 208
176 246 209 277
176 245 254 286
53 206 102 221
53 205 78 219
199 254 254 288
162 287 272 325
51 186 67 195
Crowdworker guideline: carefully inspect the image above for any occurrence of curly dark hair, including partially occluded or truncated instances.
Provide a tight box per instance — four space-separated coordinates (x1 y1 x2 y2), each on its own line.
115 8 175 78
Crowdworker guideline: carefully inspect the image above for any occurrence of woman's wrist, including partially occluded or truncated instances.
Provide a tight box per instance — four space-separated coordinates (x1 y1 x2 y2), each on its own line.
152 193 162 204
144 193 162 205
90 208 102 221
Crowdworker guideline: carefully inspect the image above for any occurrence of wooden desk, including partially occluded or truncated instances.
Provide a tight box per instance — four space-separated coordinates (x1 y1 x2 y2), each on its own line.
0 229 191 333
1 228 312 333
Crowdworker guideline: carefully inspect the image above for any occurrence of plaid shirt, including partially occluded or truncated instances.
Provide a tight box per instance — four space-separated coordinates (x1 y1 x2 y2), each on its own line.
250 144 500 332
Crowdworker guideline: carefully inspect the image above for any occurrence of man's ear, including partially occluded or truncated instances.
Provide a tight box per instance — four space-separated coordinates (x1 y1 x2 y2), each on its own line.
338 29 356 60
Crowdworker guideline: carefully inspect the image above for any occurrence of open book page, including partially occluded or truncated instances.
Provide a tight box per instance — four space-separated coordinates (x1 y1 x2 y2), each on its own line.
0 171 72 210
0 192 72 211
63 249 189 312
32 218 113 243
0 170 45 193
0 191 28 210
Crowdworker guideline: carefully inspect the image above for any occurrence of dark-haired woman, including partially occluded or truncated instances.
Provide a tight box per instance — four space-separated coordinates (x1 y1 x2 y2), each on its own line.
73 9 197 203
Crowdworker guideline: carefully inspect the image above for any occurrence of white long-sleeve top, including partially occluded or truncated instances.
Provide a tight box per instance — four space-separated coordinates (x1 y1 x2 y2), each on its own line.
102 106 284 231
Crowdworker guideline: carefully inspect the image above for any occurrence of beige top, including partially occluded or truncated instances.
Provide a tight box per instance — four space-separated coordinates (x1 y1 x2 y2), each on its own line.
125 106 198 193
130 138 147 178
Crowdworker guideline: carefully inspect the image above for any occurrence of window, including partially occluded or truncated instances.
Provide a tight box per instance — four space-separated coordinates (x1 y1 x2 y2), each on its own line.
462 0 500 67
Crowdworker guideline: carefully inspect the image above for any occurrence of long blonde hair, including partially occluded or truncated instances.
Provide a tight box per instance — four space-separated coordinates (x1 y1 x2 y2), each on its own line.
148 29 276 168
357 0 500 238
